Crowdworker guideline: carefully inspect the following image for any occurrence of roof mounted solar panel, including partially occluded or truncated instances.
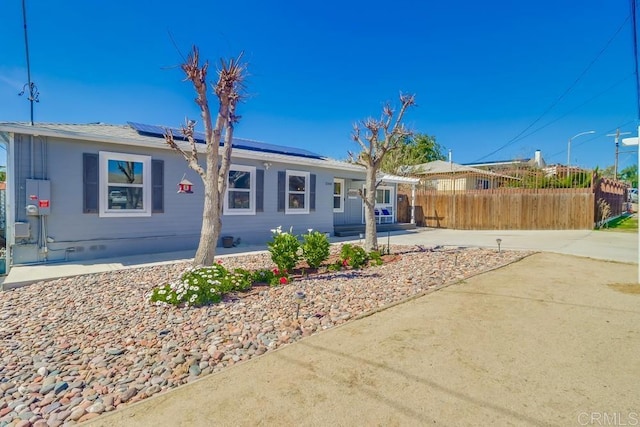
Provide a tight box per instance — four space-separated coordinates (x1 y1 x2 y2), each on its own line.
127 121 324 159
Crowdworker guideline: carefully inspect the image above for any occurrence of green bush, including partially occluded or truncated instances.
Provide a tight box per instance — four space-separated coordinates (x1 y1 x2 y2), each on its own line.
252 268 290 286
267 226 300 272
368 250 383 266
301 230 330 269
340 244 369 269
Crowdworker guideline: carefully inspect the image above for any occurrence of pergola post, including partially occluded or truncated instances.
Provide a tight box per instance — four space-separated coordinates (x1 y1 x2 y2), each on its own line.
410 183 416 224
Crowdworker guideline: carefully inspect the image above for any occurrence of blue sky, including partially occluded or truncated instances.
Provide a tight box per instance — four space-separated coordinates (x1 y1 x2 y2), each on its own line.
1 1 638 170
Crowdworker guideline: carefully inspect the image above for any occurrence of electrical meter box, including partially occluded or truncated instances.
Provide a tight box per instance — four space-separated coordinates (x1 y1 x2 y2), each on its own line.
26 179 51 216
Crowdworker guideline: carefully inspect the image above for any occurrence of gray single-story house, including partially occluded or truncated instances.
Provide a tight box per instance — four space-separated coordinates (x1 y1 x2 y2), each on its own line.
0 122 417 272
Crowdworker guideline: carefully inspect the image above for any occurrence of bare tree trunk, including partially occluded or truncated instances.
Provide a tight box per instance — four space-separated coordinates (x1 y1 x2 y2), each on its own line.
349 93 416 253
164 47 246 267
363 166 378 251
194 174 219 266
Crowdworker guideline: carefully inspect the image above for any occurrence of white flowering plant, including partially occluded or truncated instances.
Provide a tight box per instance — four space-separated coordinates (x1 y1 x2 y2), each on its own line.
150 262 253 307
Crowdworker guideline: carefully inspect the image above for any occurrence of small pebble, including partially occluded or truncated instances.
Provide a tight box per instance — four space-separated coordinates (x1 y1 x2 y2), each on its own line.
0 246 527 425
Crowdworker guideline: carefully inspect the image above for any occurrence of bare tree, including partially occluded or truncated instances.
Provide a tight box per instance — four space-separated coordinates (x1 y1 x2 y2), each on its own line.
349 93 416 251
164 46 246 266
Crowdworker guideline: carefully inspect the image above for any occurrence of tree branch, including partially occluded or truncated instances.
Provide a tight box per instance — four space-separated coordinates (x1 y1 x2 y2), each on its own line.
180 118 200 164
164 128 206 179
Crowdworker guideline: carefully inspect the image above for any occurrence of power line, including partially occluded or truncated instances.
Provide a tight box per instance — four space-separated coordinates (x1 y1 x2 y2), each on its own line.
632 0 640 119
472 12 632 163
546 119 637 162
505 73 634 144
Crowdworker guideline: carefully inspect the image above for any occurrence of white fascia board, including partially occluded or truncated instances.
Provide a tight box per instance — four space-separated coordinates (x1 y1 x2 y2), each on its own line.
378 174 420 184
0 123 365 174
0 124 172 151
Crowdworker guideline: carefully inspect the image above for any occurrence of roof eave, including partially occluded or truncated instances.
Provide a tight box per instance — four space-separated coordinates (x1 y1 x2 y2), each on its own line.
0 123 365 173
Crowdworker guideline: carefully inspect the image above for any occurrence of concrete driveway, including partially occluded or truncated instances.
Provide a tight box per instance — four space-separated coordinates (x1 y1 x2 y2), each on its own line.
3 228 637 288
88 251 639 427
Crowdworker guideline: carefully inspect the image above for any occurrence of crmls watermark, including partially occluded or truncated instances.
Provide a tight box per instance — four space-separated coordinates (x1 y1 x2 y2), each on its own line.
578 412 639 426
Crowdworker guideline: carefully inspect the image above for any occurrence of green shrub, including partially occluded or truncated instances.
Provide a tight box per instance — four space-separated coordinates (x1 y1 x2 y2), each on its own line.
301 230 330 269
252 268 290 286
340 244 369 269
368 250 383 266
267 226 300 272
327 261 342 272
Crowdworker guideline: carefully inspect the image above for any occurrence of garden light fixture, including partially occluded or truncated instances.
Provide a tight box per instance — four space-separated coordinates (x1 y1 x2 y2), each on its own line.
294 291 306 319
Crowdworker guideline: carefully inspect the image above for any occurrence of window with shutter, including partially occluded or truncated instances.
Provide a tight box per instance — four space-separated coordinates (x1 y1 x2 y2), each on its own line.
224 164 256 215
284 170 310 214
99 152 152 217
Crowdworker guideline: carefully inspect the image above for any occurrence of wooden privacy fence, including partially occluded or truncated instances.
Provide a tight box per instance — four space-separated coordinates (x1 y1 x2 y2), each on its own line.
397 168 628 230
398 185 629 230
400 189 594 230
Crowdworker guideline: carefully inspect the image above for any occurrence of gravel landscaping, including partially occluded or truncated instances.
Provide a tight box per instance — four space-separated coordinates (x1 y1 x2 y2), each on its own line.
0 245 529 426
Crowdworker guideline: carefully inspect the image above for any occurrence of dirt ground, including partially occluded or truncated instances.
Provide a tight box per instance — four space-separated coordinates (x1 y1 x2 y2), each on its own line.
89 253 639 427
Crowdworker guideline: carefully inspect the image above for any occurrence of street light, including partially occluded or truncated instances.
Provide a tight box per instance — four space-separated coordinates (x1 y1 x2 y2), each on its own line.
567 130 595 169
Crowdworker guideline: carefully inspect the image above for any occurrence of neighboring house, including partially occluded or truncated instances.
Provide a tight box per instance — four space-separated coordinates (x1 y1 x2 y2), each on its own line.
405 160 516 191
462 149 546 171
541 164 588 177
0 122 417 270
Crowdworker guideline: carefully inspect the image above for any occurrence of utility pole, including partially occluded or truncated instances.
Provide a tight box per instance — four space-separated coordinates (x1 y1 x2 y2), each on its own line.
18 0 39 125
607 129 631 180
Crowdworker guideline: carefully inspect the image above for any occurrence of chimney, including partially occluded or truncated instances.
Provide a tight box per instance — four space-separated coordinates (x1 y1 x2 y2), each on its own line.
534 150 542 167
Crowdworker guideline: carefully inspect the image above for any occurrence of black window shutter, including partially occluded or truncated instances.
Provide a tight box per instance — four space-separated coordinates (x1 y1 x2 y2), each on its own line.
256 169 264 212
277 171 285 212
83 153 98 213
152 159 164 213
310 174 316 211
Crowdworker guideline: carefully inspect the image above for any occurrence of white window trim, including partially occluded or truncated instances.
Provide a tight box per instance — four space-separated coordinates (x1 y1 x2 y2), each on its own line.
375 186 393 205
99 151 151 218
285 170 310 214
224 164 256 216
333 178 344 213
361 184 395 224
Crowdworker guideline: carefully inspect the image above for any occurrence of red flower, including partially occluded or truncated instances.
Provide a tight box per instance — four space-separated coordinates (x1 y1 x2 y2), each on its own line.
216 260 223 264
342 259 349 267
273 268 280 276
279 277 288 284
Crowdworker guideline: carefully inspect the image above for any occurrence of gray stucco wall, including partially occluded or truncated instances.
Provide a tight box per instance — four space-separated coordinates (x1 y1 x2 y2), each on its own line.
7 133 350 264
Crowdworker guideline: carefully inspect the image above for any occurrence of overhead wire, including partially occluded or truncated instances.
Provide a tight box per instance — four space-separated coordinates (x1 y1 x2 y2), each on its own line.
631 0 640 119
471 12 632 163
507 73 634 143
545 119 637 162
